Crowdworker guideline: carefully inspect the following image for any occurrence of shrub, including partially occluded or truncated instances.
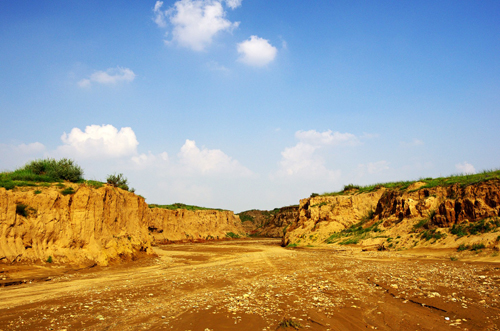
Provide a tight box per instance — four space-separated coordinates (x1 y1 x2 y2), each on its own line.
46 256 53 263
239 214 255 223
34 190 42 194
278 318 302 329
310 193 319 198
225 232 240 239
471 243 485 251
61 187 75 196
106 173 129 191
22 158 83 182
457 243 469 251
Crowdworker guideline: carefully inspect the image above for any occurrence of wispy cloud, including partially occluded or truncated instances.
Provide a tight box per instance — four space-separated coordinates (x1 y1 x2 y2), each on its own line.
78 67 135 87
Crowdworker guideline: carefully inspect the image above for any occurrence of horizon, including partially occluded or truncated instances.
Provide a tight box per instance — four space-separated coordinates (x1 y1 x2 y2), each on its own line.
1 1 499 213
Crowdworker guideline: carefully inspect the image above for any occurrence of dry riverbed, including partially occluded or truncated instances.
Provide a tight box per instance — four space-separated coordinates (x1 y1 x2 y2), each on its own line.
1 238 499 330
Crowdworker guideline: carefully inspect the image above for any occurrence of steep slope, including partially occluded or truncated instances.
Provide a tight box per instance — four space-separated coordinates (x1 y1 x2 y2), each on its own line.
238 206 299 238
0 185 245 266
147 208 244 243
0 184 152 266
283 180 500 251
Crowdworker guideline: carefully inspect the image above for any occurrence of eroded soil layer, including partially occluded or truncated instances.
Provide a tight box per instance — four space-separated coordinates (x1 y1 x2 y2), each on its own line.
0 239 499 330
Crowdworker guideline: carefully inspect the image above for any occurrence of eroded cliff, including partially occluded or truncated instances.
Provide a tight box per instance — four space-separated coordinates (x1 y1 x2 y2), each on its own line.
147 208 244 243
0 184 245 266
283 180 500 250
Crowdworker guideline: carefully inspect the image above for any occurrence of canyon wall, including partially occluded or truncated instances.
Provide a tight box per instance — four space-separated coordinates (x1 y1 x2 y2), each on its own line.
0 185 244 266
147 208 244 243
283 180 500 249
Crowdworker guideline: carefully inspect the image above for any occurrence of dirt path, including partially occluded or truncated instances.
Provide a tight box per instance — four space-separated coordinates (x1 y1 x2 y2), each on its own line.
1 239 499 330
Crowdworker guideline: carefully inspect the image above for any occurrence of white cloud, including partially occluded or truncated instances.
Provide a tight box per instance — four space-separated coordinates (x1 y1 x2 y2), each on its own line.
13 142 46 154
295 130 359 147
78 67 135 87
155 0 240 51
237 35 277 67
455 162 476 174
274 130 358 181
224 0 242 10
178 139 252 176
400 138 424 147
153 1 167 28
131 151 168 167
58 125 139 158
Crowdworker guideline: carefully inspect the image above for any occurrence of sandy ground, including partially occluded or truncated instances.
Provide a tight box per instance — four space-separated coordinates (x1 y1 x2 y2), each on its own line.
0 238 499 331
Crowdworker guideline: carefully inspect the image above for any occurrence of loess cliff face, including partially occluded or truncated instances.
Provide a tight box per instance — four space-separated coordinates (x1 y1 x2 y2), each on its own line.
0 185 245 266
147 208 244 243
0 185 152 266
283 180 500 250
258 206 299 238
238 207 299 238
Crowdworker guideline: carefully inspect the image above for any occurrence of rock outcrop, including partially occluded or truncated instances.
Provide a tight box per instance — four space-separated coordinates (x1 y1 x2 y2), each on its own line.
238 206 299 238
0 184 245 266
283 180 500 250
258 206 299 238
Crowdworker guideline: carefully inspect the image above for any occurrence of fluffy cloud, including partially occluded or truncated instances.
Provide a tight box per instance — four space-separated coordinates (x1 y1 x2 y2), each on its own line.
178 139 252 176
154 0 240 51
237 36 277 67
78 67 135 87
58 125 139 158
455 162 476 174
274 130 358 181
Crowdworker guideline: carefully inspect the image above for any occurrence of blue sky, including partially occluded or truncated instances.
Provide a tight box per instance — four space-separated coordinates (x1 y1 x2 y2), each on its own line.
1 0 499 212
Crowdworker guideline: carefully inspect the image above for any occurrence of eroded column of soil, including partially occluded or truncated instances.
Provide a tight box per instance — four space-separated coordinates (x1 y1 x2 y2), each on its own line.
0 239 499 331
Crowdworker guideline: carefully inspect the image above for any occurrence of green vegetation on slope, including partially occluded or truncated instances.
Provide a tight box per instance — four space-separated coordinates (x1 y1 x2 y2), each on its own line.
148 203 225 212
0 158 83 190
320 169 500 196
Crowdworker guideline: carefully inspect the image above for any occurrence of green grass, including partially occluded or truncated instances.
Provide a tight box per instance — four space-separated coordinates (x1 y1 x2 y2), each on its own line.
325 219 382 244
0 158 86 190
339 238 360 245
61 187 75 196
148 203 225 211
420 229 446 241
34 190 42 194
84 180 104 189
225 232 240 239
46 256 53 263
287 243 298 248
451 218 500 237
320 169 500 196
239 213 255 223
